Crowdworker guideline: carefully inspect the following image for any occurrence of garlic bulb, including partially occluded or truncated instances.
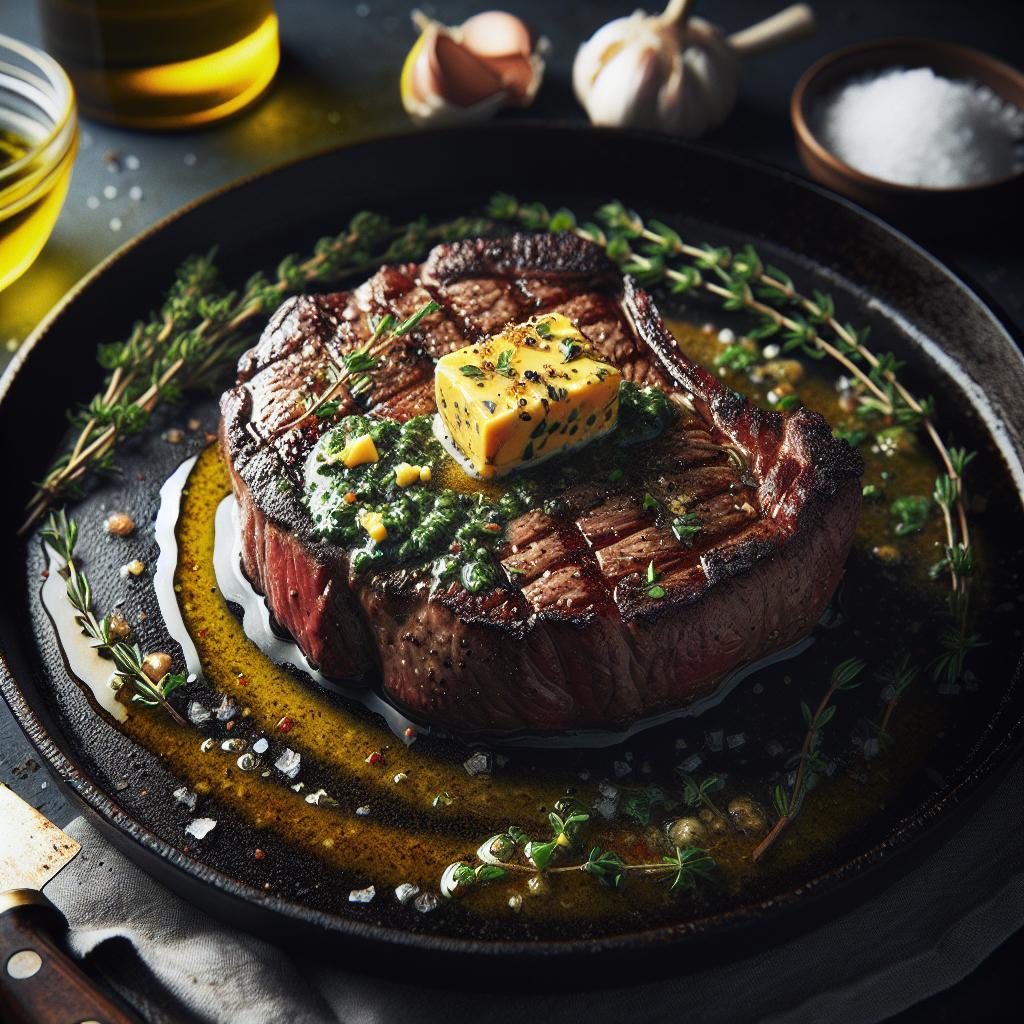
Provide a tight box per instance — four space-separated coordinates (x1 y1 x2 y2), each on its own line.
574 0 815 139
401 9 547 127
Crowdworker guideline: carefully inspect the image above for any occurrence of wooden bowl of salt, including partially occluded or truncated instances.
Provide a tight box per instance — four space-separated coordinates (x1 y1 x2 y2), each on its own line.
791 38 1024 231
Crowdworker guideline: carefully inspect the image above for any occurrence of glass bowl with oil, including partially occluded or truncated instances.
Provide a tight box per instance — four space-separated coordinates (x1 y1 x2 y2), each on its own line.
0 33 78 294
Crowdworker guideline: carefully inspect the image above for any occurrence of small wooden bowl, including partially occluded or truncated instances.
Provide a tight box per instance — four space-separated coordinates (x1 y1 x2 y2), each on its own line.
791 38 1024 230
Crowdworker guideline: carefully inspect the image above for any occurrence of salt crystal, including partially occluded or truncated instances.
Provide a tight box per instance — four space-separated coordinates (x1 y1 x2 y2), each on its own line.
414 892 439 914
705 730 724 752
86 195 99 209
275 748 301 778
109 218 122 232
128 185 143 201
395 883 420 904
810 66 1024 188
762 344 781 359
356 805 371 816
185 817 217 840
187 701 211 725
717 328 735 344
764 740 785 757
680 753 703 773
349 885 375 904
172 786 197 811
103 185 117 199
124 154 140 170
726 732 746 749
612 760 631 778
305 789 338 806
252 737 269 754
463 751 491 777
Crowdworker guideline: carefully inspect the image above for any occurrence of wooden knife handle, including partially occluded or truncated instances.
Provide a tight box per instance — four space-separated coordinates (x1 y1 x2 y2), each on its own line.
0 890 142 1024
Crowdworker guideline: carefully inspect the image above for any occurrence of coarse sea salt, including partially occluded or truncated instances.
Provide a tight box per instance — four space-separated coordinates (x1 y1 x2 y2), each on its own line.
810 67 1024 188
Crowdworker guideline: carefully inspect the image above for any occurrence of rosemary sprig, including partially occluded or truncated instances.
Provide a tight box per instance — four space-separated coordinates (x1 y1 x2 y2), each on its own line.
752 657 865 862
20 214 491 535
488 194 978 678
40 510 188 726
448 809 716 895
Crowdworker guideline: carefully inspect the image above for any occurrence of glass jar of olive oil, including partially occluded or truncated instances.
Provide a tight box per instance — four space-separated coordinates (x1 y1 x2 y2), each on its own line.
37 1 279 130
0 33 78 293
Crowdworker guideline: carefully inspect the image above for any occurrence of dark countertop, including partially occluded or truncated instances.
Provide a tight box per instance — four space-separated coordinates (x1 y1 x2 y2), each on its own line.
1 1 1021 1019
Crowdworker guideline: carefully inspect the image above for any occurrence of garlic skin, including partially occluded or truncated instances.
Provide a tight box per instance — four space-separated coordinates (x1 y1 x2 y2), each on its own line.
574 1 740 139
401 10 547 127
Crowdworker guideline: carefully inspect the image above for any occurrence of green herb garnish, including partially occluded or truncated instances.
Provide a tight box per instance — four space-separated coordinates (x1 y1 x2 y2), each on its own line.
495 348 515 378
41 511 188 727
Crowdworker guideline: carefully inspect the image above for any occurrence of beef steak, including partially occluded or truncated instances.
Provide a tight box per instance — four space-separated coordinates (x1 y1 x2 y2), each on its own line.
219 233 862 735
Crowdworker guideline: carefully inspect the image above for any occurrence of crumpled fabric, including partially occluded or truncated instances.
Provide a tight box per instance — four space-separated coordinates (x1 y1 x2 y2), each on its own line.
45 757 1023 1024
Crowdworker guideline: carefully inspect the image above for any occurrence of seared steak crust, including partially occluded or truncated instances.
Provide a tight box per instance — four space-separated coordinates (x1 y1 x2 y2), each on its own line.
219 233 862 734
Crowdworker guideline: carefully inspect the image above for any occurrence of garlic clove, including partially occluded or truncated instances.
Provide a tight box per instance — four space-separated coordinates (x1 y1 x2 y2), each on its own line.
460 11 533 58
573 13 646 107
401 9 545 126
584 42 664 130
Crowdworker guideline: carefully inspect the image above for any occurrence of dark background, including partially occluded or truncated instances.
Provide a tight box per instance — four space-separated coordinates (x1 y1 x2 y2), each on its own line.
1 1 1021 1019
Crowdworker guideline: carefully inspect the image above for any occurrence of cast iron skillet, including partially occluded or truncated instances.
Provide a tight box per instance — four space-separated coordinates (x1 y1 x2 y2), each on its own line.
1 125 1022 977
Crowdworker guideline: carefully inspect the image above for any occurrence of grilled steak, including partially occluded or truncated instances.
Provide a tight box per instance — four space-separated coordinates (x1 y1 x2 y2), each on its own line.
219 233 862 735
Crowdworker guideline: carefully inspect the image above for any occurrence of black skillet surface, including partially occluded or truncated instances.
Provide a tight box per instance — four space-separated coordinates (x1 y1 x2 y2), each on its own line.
1 125 1023 975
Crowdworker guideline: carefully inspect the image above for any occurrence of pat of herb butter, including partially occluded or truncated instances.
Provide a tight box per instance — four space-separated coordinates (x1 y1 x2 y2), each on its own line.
434 312 621 479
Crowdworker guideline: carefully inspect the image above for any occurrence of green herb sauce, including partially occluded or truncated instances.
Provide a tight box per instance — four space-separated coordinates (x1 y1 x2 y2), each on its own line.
304 381 677 591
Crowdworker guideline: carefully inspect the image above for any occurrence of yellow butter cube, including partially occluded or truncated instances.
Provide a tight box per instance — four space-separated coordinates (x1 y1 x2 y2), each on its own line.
434 313 621 479
394 462 421 487
340 433 378 469
359 510 387 542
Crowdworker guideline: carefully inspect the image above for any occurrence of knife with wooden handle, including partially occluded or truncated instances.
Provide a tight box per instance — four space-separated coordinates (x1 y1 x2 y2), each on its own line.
0 784 142 1024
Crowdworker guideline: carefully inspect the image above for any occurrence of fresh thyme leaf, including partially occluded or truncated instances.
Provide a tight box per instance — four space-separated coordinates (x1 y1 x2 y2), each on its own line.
495 348 515 378
459 365 485 379
714 344 756 373
890 495 932 537
646 560 657 584
559 338 583 362
643 493 661 512
535 321 552 338
671 513 702 545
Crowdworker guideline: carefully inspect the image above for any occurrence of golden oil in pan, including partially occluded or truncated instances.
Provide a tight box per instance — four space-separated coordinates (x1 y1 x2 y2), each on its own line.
38 1 280 129
0 126 77 293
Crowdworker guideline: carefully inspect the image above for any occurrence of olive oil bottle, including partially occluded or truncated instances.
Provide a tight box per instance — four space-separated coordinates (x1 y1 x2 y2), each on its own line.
38 0 279 129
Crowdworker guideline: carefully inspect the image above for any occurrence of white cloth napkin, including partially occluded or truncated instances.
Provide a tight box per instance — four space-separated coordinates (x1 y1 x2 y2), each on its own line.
46 757 1024 1024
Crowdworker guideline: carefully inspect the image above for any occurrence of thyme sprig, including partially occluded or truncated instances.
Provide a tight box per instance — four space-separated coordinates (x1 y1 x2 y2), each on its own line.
875 653 920 740
40 510 188 726
752 657 865 862
488 194 978 680
270 300 441 437
448 808 717 895
20 214 492 535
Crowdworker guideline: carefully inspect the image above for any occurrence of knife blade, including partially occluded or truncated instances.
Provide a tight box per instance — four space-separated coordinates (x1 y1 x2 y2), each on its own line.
0 784 81 891
0 784 140 1024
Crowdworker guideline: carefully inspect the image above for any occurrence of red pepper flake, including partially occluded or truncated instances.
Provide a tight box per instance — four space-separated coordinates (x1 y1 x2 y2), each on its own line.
276 716 294 733
483 523 502 533
254 848 266 861
404 727 417 741
198 628 208 638
225 720 235 731
365 750 382 766
41 570 49 579
237 674 248 686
